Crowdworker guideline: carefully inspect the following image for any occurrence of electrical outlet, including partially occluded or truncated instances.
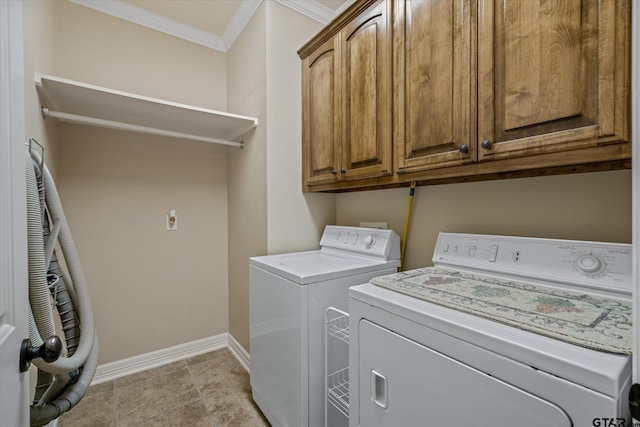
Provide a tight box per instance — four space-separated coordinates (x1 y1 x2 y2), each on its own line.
359 222 387 229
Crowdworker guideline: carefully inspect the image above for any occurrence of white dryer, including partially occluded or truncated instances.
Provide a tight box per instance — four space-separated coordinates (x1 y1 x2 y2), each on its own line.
349 233 632 427
250 225 400 427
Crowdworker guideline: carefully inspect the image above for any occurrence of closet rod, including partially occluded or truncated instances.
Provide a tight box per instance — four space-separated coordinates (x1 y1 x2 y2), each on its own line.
42 107 245 148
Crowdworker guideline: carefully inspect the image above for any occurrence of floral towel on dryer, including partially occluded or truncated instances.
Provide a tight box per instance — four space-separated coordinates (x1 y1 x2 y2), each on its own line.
370 267 632 354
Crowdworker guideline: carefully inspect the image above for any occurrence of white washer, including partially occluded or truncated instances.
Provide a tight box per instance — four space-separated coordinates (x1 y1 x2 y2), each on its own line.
250 225 400 427
349 233 632 427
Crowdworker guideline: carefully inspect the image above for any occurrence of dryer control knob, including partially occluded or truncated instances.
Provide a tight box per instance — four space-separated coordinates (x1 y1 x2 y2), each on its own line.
574 254 606 275
364 234 376 248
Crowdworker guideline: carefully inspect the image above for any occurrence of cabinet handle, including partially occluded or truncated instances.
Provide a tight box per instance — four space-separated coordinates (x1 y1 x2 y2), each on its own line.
340 168 346 174
371 370 388 409
331 169 338 175
459 144 469 154
481 140 492 149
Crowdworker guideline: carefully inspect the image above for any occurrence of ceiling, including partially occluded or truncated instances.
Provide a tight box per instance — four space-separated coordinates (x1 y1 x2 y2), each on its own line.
123 0 246 36
71 0 353 52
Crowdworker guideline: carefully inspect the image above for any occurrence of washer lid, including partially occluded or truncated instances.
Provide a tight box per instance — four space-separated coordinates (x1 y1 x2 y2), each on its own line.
250 250 399 284
349 283 631 397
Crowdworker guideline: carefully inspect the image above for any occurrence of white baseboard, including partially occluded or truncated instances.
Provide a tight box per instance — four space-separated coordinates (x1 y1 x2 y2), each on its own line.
227 333 250 372
91 333 232 385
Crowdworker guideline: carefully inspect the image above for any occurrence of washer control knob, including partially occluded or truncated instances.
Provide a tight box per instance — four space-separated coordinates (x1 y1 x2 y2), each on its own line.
574 254 606 275
364 234 376 248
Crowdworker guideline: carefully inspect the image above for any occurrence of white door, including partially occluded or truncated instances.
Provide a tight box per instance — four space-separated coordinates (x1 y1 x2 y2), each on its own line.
633 0 640 398
0 1 30 426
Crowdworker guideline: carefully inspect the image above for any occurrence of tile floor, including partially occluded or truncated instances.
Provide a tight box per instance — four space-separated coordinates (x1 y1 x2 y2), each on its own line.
59 348 270 427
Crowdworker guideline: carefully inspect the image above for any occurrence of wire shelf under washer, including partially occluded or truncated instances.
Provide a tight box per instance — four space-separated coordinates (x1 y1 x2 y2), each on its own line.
327 367 349 418
327 308 349 344
325 307 350 425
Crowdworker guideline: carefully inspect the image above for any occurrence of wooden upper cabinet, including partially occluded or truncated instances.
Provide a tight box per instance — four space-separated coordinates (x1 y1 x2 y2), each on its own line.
302 37 340 186
299 0 630 192
477 0 631 162
340 0 392 181
394 0 475 174
300 0 391 190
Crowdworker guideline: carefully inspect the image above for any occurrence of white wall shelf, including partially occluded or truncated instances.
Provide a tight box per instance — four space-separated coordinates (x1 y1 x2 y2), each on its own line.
35 73 258 148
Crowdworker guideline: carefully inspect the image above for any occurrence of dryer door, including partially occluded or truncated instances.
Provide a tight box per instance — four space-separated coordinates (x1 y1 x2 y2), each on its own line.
357 320 572 427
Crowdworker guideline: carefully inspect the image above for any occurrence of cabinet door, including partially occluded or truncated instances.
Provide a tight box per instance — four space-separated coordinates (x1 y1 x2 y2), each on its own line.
340 0 392 181
394 0 475 174
302 37 341 187
477 0 630 162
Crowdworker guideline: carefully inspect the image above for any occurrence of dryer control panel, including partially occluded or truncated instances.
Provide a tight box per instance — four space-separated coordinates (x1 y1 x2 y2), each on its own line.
433 233 632 296
320 226 401 261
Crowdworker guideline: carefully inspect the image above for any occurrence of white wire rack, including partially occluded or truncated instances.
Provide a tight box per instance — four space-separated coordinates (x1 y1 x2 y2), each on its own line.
327 366 350 418
325 307 350 426
327 309 350 344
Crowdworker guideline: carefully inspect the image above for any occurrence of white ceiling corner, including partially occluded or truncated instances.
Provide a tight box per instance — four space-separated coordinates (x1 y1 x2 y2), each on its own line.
221 0 264 51
68 0 344 52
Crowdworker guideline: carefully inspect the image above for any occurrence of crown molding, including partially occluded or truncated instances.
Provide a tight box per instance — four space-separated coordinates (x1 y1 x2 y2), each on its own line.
69 0 227 51
333 0 357 16
274 0 335 24
69 0 343 52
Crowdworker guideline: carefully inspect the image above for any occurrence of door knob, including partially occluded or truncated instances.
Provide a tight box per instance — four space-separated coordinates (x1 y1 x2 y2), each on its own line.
459 144 469 154
340 168 346 174
19 336 62 373
331 169 338 175
481 140 492 149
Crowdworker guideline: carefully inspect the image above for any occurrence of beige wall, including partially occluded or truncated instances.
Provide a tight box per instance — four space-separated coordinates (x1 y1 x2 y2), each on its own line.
54 1 227 110
337 170 632 271
22 0 58 175
227 2 336 351
24 0 336 363
51 1 231 364
265 2 334 255
227 3 268 351
57 126 229 363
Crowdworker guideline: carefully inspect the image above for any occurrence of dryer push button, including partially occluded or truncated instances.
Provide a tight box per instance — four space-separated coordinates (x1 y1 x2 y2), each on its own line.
489 245 499 262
